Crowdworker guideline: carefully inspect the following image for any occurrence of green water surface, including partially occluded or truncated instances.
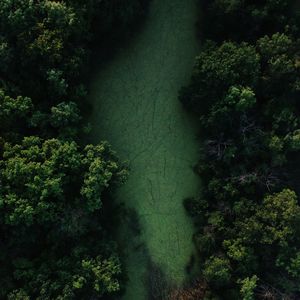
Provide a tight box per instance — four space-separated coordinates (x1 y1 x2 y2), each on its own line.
89 0 200 298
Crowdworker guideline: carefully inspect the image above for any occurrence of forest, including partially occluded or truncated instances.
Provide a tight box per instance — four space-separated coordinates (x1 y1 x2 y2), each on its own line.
181 0 300 299
0 0 148 299
1 0 300 299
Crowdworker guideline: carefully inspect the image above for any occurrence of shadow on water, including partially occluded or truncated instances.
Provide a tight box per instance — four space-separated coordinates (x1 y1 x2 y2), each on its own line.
88 0 202 298
114 206 202 300
144 259 206 300
145 260 174 300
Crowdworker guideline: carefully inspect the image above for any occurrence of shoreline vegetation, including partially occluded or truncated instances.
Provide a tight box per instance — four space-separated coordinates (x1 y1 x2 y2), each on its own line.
181 0 300 299
1 0 300 299
0 1 149 299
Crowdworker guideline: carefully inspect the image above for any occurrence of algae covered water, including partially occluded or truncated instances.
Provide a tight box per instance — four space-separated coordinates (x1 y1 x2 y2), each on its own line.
89 0 200 298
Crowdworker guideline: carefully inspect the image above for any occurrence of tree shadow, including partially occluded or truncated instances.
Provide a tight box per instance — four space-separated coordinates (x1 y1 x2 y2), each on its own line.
143 258 207 300
144 259 175 300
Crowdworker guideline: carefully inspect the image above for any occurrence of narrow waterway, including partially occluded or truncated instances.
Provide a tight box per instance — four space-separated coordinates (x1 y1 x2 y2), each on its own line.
89 0 200 298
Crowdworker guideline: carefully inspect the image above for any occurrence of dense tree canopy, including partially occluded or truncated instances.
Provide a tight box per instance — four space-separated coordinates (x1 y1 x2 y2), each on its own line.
0 0 149 298
180 41 260 112
0 137 127 299
201 0 300 42
182 0 300 299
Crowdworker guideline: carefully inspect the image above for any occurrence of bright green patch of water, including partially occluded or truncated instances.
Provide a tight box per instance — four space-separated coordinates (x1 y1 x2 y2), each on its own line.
89 0 200 298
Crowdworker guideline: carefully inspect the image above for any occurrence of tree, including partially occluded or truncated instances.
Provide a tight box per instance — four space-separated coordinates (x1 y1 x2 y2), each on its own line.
182 0 300 298
202 86 256 135
0 0 151 298
180 42 260 113
0 137 127 298
257 33 299 98
253 189 300 245
203 256 231 288
0 137 126 226
0 89 33 138
50 101 82 139
201 0 296 41
238 276 258 300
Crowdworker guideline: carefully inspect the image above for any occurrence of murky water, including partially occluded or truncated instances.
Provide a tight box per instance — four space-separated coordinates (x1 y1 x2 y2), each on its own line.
89 1 200 298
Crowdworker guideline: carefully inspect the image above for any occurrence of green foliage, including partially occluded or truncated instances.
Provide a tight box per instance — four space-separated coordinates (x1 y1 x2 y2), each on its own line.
50 101 81 139
183 1 300 298
201 0 298 41
225 86 256 112
256 189 300 244
203 256 231 288
0 136 126 297
8 289 30 300
286 252 300 278
79 255 121 294
257 32 294 59
5 251 122 299
0 89 33 136
180 41 259 112
287 129 300 151
238 275 258 300
0 137 125 225
0 0 148 298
